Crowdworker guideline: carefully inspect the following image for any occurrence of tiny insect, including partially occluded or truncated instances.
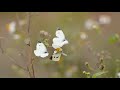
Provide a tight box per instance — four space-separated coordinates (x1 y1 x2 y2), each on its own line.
50 48 67 61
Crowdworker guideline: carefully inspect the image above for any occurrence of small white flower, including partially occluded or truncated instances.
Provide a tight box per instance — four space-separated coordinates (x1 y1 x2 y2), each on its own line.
65 66 78 78
65 70 73 78
13 34 21 40
18 20 26 26
40 30 50 36
44 32 49 36
71 66 78 72
7 21 16 34
98 15 111 25
40 30 45 35
117 72 120 78
85 19 99 30
80 32 88 40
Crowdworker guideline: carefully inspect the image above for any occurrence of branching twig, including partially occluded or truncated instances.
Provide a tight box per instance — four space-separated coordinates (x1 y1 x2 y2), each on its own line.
31 58 35 77
0 39 27 71
15 12 26 34
26 12 35 78
16 12 21 29
0 38 29 75
27 66 32 78
5 53 28 71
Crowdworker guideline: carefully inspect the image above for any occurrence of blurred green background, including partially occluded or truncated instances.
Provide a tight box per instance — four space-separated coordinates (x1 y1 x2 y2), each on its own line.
0 12 120 78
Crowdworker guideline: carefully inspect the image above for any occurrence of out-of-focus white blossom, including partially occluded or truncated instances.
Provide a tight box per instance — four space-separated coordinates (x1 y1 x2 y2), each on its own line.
98 15 111 25
117 72 120 78
84 19 99 30
18 19 27 26
71 66 78 72
44 32 49 36
13 34 21 40
7 21 16 34
65 66 78 77
40 30 50 37
65 69 73 78
40 30 46 35
80 32 88 40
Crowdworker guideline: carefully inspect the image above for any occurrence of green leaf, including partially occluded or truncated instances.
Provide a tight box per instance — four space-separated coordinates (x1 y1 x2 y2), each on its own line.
43 39 50 47
109 34 120 44
92 71 108 78
95 27 102 34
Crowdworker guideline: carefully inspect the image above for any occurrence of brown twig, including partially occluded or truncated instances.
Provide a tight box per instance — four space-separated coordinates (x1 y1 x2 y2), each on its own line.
0 39 27 71
0 36 30 77
0 39 4 54
27 12 31 34
0 40 27 71
16 12 21 29
5 53 28 71
27 66 32 78
15 12 26 34
26 12 35 78
31 58 35 78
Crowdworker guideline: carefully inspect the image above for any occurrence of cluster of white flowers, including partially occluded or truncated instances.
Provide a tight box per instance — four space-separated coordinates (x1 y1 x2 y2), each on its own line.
98 15 111 25
84 14 111 30
84 19 99 30
6 19 26 40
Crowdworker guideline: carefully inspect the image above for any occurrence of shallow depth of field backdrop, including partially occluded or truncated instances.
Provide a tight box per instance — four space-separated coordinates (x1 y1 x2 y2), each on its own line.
0 12 120 78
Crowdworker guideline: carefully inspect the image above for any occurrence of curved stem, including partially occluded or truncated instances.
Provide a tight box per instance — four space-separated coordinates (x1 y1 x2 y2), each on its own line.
26 12 35 78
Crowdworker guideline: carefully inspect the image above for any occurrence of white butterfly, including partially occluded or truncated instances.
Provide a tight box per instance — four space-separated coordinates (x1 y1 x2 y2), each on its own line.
34 41 49 58
50 48 67 61
52 28 69 49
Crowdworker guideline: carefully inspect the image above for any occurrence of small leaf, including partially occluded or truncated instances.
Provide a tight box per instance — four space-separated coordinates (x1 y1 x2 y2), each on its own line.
95 27 102 34
43 39 50 47
109 34 120 44
92 71 108 78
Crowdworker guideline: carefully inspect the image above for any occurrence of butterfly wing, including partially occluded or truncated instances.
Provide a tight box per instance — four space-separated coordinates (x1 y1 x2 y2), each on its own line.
52 38 62 49
34 42 49 58
56 30 65 39
40 53 49 58
39 43 49 58
34 50 41 57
